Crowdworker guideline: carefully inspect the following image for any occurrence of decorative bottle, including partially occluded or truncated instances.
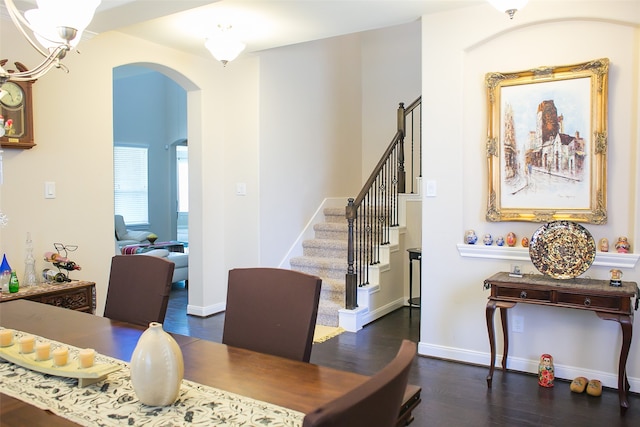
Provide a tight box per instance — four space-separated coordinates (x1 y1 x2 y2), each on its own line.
0 254 11 293
8 271 19 293
23 232 38 287
130 322 184 406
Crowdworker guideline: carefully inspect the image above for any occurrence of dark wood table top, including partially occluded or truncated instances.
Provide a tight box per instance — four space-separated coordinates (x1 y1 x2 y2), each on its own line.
0 300 420 426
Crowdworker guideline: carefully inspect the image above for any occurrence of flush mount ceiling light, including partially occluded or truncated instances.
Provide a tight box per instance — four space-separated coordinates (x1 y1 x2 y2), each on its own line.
487 0 529 19
0 0 101 84
205 25 246 66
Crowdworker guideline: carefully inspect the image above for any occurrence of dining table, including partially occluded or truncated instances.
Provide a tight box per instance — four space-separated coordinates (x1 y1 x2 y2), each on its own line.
0 299 421 426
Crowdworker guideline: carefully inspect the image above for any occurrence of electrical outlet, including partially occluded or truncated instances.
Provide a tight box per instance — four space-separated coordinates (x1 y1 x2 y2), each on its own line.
512 315 524 333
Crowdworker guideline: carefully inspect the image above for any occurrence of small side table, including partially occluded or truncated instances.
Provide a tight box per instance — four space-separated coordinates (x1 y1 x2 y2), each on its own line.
407 248 421 318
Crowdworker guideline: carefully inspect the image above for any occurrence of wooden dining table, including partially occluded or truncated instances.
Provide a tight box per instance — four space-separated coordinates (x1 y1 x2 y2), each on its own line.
0 300 421 426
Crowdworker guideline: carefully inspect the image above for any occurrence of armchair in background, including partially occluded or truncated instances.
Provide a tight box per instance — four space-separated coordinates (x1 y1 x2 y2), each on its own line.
115 215 152 248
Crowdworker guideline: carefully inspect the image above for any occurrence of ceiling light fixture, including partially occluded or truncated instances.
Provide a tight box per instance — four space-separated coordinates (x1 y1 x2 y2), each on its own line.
0 0 101 84
487 0 529 19
205 25 246 66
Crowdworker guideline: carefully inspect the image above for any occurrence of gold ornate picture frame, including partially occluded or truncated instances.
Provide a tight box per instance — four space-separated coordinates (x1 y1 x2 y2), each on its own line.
485 58 608 224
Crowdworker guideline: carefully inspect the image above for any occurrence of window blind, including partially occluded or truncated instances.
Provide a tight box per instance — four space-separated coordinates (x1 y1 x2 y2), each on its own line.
114 145 149 225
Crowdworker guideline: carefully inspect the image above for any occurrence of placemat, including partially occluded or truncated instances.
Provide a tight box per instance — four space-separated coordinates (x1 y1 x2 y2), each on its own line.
0 329 304 426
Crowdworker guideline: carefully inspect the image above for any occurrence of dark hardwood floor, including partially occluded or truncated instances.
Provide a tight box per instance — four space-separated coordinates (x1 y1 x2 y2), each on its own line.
164 282 640 426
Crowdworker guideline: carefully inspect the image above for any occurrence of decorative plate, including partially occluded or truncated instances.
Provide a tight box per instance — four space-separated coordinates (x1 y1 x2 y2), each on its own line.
529 221 596 279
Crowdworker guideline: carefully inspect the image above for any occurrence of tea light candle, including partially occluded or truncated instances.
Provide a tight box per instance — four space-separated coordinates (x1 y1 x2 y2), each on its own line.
0 329 14 347
18 335 35 353
35 342 51 361
52 347 69 366
78 348 96 368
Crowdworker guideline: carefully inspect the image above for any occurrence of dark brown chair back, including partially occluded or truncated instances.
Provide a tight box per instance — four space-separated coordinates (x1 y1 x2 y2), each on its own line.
104 255 175 327
302 339 417 427
222 267 322 362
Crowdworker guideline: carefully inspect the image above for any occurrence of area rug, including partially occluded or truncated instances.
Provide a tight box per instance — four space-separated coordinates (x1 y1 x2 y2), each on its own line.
313 325 345 343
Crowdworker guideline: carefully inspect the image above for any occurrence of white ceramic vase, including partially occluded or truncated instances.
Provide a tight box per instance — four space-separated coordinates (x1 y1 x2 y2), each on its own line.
130 322 184 406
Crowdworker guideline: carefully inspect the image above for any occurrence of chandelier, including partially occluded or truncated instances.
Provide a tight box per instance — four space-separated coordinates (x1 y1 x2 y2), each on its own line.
487 0 529 19
205 25 246 66
0 0 101 84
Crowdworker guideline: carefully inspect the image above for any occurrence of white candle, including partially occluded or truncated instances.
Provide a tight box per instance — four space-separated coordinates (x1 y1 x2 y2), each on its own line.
0 329 14 347
35 342 51 361
78 348 95 368
18 335 35 353
52 346 68 366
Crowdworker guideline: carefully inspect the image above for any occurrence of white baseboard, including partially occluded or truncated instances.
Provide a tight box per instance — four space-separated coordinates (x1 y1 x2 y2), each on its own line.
418 342 639 393
186 302 225 317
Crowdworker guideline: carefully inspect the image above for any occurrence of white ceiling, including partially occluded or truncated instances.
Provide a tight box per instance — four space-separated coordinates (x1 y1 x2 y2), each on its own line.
9 1 483 60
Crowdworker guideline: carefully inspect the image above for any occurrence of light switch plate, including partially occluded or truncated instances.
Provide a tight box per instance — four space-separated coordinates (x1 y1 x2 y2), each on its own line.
426 180 437 197
44 182 56 199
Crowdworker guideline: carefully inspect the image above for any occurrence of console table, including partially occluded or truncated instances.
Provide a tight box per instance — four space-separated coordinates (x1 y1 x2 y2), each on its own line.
484 272 638 411
0 281 95 314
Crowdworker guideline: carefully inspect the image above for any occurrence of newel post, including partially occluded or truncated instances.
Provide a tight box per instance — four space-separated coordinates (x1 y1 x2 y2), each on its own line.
345 198 358 310
397 102 406 193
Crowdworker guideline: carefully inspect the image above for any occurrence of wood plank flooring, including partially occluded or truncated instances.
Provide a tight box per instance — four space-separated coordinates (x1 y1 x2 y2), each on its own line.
163 283 640 426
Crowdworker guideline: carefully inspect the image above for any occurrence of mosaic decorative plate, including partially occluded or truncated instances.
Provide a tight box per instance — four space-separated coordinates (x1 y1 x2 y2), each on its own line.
529 221 596 279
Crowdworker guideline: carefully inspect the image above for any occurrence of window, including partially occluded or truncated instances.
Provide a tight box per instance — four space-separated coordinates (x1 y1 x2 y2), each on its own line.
114 145 148 225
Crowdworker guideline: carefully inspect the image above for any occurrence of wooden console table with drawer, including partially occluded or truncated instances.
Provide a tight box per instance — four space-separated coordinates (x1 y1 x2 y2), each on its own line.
0 280 95 314
484 272 639 411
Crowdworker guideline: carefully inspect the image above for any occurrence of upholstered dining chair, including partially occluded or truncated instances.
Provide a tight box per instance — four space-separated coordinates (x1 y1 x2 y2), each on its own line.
104 255 175 327
302 339 417 427
222 267 322 362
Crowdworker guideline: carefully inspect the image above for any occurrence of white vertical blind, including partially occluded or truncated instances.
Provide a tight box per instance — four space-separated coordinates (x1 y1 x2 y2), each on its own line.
114 145 149 225
177 145 189 212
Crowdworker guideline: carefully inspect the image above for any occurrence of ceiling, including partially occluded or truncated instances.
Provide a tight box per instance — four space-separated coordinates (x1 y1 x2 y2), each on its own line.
8 1 482 60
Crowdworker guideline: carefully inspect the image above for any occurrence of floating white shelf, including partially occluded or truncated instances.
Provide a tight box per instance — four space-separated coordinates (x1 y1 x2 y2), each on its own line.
456 244 639 269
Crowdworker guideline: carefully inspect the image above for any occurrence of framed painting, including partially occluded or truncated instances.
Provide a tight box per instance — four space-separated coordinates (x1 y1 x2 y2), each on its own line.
485 58 608 224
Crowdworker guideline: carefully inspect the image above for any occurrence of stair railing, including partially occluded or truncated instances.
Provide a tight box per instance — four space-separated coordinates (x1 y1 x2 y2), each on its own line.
345 97 422 309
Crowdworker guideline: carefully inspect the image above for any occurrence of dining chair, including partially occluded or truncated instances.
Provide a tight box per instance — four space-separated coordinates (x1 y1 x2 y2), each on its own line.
302 339 417 427
222 267 322 362
103 255 175 327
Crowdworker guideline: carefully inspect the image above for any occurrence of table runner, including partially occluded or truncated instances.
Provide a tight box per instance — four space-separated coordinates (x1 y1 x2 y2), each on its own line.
0 330 304 426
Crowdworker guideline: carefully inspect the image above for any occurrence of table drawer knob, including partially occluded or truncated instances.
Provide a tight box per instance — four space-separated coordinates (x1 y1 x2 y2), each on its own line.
520 291 527 299
584 298 591 307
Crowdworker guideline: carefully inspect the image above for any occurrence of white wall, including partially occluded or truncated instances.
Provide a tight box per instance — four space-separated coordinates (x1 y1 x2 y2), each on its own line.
361 21 422 180
421 1 640 392
258 35 363 267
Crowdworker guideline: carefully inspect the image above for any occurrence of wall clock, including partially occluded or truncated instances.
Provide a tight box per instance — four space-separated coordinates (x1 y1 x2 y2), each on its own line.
0 61 36 149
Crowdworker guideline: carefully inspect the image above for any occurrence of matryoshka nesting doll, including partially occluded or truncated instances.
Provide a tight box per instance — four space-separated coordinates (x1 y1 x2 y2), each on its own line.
538 353 554 388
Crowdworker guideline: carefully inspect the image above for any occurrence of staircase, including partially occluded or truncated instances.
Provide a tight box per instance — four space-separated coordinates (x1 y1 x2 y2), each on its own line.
289 97 422 330
289 207 347 327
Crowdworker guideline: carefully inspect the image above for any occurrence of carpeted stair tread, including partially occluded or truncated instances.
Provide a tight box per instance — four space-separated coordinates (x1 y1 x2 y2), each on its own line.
322 208 347 224
313 222 348 240
303 239 348 258
290 256 347 280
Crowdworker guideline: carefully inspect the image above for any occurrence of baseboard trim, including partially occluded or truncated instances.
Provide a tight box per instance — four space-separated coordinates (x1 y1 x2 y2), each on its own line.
418 342 639 393
186 302 225 317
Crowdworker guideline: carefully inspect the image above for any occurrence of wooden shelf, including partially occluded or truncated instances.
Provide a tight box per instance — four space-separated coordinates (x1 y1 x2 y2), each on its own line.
456 244 639 269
